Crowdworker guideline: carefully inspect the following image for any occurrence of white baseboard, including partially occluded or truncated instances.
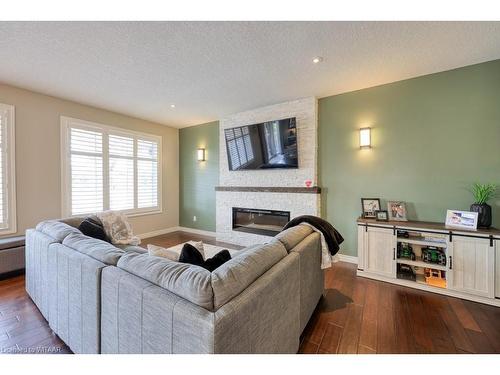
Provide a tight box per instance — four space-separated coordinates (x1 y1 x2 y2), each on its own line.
337 254 358 264
176 226 217 237
138 226 217 239
137 227 179 239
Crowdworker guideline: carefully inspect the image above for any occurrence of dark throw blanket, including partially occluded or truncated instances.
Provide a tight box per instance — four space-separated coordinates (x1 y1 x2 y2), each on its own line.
282 215 344 256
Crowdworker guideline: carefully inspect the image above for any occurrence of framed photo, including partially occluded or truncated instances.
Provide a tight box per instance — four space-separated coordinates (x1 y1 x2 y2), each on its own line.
361 198 381 218
376 210 389 221
387 201 407 221
445 210 478 230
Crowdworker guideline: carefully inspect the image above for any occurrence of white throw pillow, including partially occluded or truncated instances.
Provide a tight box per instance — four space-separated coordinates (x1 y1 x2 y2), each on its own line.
147 244 180 261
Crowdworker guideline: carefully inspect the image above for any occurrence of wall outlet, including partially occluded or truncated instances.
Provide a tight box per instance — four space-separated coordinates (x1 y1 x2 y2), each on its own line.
193 216 197 222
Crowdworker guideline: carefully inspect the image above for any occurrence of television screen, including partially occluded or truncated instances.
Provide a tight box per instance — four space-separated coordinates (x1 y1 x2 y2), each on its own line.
224 117 298 171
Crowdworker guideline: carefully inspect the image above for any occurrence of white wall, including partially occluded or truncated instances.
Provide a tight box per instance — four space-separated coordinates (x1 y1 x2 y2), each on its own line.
216 97 320 245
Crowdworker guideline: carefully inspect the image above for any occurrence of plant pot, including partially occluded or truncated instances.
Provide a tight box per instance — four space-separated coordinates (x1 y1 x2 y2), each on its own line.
470 203 492 228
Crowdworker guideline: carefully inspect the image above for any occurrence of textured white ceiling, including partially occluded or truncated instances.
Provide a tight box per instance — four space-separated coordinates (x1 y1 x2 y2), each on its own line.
1 21 500 128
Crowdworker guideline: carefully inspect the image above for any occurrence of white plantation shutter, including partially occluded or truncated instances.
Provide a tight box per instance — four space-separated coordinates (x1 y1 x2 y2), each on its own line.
0 103 16 234
137 139 158 208
0 117 4 225
62 117 161 217
109 134 134 210
70 128 104 215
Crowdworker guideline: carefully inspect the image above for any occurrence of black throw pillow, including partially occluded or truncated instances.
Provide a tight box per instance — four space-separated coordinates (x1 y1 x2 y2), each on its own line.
178 243 205 267
179 243 231 272
203 250 231 272
78 215 109 242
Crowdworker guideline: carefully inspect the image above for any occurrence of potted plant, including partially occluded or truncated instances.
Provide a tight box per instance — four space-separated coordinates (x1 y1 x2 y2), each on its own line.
470 183 497 228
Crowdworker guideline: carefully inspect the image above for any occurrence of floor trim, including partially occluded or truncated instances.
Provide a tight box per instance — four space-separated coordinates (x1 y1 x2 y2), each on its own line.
137 227 179 239
138 226 217 239
337 254 358 264
176 226 217 237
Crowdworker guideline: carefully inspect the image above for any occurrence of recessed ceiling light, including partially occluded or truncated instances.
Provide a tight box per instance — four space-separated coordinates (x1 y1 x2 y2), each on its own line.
312 56 323 64
170 104 176 108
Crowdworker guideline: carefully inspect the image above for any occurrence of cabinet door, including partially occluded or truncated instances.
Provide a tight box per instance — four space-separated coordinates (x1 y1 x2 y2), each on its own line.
364 227 396 278
357 225 365 271
448 237 495 298
496 240 500 298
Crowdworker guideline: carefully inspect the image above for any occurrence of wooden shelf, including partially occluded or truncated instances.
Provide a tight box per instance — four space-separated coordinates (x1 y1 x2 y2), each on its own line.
357 217 500 238
215 186 321 194
397 236 447 248
396 257 447 271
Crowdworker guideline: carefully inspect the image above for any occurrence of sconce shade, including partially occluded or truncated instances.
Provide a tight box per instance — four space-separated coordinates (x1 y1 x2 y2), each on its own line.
197 148 206 161
359 127 371 149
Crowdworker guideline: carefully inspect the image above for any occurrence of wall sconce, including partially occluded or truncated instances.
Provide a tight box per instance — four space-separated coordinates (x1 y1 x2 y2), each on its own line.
197 148 206 161
359 127 371 149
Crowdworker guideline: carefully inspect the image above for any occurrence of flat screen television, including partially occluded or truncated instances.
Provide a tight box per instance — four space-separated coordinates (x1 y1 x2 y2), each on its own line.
224 117 298 171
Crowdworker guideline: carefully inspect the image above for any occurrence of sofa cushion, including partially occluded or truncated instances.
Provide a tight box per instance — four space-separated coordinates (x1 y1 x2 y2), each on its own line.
62 232 124 265
117 244 148 254
117 252 214 310
59 216 87 228
36 220 81 242
211 238 287 310
147 244 179 260
275 224 314 252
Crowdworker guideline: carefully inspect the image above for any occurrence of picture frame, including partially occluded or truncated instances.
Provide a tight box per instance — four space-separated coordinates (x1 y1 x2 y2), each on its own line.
445 210 478 231
375 210 389 221
361 198 381 218
387 201 408 221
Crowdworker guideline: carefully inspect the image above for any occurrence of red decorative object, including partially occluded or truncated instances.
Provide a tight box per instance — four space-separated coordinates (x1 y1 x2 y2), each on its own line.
305 179 312 188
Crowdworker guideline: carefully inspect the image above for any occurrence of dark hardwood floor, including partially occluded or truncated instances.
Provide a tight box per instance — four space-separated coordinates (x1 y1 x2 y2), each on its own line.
299 262 500 354
1 231 499 354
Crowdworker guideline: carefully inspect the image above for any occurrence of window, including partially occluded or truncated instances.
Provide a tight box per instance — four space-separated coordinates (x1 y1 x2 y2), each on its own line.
0 103 16 234
61 117 161 217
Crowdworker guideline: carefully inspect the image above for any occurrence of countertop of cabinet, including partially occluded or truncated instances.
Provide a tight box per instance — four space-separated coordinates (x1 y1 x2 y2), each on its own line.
357 217 500 237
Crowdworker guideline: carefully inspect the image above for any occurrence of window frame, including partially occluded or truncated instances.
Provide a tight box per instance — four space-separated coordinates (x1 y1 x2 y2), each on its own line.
0 103 17 235
60 116 162 218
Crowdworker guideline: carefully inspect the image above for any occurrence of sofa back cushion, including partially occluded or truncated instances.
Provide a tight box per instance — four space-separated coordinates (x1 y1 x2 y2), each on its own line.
275 224 313 252
62 232 124 265
59 216 87 228
36 220 81 242
211 238 287 309
118 252 214 310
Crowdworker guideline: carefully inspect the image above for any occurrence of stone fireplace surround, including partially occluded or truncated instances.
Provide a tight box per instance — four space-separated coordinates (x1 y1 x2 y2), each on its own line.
216 97 321 246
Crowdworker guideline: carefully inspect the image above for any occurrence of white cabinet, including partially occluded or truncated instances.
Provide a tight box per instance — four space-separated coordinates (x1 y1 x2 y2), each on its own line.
362 226 396 279
357 220 499 306
448 236 495 298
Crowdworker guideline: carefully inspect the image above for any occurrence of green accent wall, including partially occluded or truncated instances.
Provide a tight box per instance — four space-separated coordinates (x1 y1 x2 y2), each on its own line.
319 60 500 256
179 121 219 231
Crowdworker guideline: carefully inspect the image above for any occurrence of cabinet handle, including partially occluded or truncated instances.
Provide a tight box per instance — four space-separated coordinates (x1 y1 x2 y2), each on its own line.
393 248 395 260
449 256 453 270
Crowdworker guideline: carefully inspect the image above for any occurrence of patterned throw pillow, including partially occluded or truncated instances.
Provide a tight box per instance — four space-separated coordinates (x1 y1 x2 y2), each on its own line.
147 244 179 261
96 210 140 245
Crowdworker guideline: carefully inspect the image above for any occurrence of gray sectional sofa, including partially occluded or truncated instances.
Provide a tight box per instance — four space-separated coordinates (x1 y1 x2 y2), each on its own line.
25 217 323 354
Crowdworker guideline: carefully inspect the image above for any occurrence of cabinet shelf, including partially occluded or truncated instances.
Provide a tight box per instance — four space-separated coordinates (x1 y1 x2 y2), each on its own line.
397 236 447 248
396 257 447 271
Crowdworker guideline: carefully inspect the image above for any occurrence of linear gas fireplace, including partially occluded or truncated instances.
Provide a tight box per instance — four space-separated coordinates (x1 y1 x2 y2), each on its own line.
232 207 290 236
